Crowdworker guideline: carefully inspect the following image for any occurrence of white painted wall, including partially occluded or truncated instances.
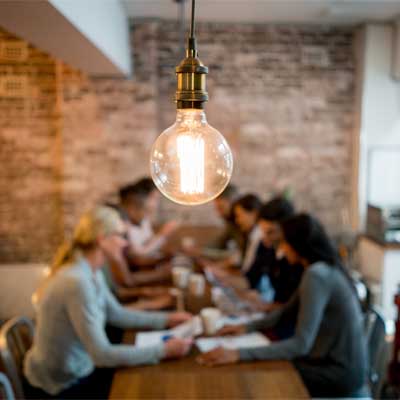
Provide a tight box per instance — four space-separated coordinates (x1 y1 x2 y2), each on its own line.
0 0 131 76
0 265 48 320
358 24 400 223
49 0 131 76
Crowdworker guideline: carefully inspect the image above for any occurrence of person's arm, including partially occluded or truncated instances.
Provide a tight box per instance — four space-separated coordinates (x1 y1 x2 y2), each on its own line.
101 274 168 330
128 221 178 258
117 286 171 302
239 271 330 361
127 264 172 286
108 255 136 287
107 252 171 289
64 277 165 367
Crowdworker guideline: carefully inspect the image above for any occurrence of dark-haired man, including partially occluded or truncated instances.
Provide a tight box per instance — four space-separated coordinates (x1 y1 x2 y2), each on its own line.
208 184 244 256
102 178 180 297
119 178 179 262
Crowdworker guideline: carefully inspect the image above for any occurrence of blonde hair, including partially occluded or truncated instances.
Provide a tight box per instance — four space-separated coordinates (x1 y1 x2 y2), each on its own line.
34 206 124 304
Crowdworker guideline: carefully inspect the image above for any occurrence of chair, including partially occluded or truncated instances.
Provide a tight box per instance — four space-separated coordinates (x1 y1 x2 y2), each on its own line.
350 270 372 313
364 308 388 399
0 372 15 400
0 317 34 399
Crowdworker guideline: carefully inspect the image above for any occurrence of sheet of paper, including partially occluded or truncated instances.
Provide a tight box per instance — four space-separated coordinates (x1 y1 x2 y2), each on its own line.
221 313 264 326
135 316 203 348
135 330 169 347
195 332 270 353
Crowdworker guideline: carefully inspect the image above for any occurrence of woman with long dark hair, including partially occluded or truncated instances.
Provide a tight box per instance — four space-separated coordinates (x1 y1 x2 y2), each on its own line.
198 214 369 398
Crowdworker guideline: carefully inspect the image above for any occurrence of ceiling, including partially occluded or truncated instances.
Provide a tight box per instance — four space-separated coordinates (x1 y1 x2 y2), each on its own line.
122 0 400 25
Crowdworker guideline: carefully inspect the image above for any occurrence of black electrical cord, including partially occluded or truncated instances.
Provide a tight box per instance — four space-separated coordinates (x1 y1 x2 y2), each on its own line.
190 0 195 39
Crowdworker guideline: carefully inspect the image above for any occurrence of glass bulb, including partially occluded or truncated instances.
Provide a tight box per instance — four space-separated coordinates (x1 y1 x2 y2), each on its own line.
150 109 233 205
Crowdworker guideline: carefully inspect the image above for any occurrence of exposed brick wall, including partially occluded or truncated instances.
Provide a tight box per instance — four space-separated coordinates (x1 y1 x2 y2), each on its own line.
0 30 63 262
134 21 356 230
0 20 356 263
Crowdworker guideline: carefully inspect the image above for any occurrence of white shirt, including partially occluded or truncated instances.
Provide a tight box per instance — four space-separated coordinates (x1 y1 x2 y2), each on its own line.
127 218 166 257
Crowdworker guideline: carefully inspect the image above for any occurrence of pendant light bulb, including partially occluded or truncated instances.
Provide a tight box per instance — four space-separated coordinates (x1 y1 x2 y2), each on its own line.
150 109 233 205
149 0 233 205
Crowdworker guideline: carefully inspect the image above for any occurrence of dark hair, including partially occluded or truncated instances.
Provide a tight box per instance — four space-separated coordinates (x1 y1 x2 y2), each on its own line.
259 197 295 222
281 213 340 266
119 177 156 204
233 194 262 213
281 213 356 292
218 184 239 201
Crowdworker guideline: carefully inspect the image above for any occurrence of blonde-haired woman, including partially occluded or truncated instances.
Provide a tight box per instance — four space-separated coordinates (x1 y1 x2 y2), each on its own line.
24 206 192 399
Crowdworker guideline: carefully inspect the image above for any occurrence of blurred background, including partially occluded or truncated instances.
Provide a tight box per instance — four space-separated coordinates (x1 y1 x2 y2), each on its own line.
0 0 399 326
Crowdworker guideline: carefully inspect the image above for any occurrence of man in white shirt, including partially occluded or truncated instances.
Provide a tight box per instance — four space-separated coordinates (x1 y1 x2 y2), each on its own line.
100 178 181 299
119 178 179 265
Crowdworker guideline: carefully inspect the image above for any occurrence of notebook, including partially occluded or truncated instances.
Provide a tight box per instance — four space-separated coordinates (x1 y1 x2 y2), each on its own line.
195 332 270 353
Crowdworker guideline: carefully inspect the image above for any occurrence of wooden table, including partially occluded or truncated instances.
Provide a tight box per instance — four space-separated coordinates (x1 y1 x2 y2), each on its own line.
110 226 309 399
110 297 309 399
110 334 309 399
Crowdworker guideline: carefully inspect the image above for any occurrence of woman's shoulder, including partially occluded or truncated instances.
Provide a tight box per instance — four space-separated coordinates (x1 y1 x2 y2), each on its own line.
302 262 335 286
53 261 92 294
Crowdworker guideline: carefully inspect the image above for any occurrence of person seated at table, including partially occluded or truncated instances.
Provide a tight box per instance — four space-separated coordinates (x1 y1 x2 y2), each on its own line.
182 184 244 266
119 178 179 266
232 193 263 271
24 206 192 399
198 213 369 398
208 184 244 256
243 197 303 310
202 194 263 288
101 179 180 293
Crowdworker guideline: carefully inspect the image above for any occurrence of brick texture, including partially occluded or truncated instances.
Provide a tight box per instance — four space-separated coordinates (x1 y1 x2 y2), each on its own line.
0 20 356 263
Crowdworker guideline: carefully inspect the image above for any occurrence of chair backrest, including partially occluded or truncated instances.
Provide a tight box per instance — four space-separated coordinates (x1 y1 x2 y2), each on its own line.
364 308 387 398
0 372 15 400
0 317 34 399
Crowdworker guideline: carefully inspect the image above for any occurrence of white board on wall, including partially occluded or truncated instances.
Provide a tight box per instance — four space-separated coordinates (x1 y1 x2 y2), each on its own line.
367 147 400 207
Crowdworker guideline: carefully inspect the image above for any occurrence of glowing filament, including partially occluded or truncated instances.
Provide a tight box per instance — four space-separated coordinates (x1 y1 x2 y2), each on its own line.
177 135 205 194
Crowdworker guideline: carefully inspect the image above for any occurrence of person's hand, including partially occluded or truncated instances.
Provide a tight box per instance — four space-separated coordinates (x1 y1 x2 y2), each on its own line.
196 347 239 366
166 311 193 328
98 234 127 262
237 289 261 303
163 338 193 359
181 243 201 258
215 324 246 336
159 221 180 237
195 257 211 269
209 266 230 280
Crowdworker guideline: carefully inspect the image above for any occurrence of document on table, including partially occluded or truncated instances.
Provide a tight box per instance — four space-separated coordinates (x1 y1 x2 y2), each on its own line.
135 316 203 348
221 313 264 326
195 332 270 353
135 314 266 348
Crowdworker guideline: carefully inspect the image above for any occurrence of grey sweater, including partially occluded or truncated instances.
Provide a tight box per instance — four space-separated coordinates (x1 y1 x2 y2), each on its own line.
239 262 368 392
24 256 168 395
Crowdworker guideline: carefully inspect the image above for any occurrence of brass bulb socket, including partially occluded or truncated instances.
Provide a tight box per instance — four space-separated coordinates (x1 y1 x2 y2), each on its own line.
175 54 208 108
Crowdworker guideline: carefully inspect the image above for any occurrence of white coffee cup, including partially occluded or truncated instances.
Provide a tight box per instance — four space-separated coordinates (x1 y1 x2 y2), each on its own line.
172 266 191 289
189 274 205 297
211 287 224 305
200 307 222 335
